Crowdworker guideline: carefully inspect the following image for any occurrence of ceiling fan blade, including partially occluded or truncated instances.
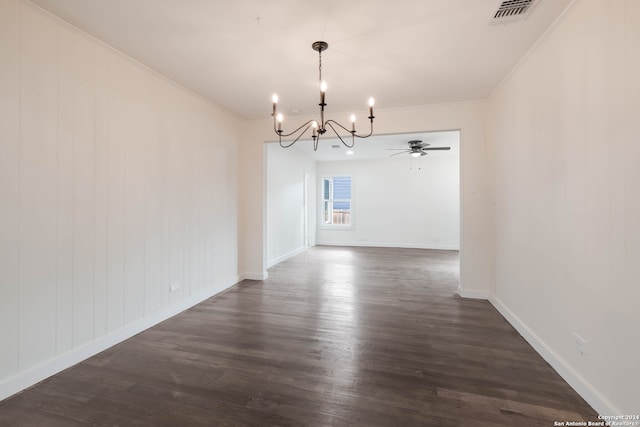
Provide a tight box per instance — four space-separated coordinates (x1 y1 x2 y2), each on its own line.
389 151 409 156
386 148 409 151
422 147 451 150
417 142 431 148
420 151 428 156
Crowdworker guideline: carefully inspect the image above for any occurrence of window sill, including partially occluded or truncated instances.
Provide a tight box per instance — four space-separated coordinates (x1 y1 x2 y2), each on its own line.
319 224 354 231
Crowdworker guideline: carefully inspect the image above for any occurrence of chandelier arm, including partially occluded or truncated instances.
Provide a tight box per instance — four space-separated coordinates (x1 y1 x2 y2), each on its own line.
353 120 375 139
325 119 374 139
324 119 351 134
274 119 315 138
279 123 313 148
325 121 355 148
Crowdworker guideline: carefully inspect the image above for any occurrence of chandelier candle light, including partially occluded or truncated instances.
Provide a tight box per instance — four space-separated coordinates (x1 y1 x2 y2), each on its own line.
271 41 375 150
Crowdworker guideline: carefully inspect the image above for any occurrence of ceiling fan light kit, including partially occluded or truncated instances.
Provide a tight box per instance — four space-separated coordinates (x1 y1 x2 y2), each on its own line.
271 41 375 151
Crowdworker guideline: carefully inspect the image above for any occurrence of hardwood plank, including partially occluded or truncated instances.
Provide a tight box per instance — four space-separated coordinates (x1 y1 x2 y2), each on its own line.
0 247 597 425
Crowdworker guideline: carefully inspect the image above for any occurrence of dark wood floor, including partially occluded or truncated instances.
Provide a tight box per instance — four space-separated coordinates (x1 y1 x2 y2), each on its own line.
0 246 597 426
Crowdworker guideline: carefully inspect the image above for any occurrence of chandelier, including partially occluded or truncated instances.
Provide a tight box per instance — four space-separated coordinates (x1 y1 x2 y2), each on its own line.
271 41 375 151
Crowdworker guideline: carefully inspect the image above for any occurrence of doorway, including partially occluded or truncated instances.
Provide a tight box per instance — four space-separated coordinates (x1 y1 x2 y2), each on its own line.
265 130 460 289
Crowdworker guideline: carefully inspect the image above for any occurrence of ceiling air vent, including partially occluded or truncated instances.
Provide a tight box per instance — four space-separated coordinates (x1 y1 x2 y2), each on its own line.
490 0 539 24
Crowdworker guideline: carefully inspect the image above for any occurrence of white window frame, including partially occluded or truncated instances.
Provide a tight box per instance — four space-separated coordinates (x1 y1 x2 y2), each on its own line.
319 175 354 230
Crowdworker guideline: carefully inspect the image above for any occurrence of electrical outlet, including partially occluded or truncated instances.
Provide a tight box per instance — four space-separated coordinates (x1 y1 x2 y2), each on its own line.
573 332 587 355
170 282 180 293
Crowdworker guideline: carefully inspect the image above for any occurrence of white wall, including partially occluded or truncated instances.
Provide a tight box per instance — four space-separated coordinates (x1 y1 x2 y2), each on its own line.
266 143 316 267
0 0 240 400
486 0 639 415
240 101 491 294
316 154 459 249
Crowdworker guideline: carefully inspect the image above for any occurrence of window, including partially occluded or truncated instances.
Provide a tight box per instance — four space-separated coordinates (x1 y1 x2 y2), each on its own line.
322 176 352 226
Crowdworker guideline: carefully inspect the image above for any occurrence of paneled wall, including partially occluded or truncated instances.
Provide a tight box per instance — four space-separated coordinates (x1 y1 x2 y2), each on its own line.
0 0 240 396
486 0 639 414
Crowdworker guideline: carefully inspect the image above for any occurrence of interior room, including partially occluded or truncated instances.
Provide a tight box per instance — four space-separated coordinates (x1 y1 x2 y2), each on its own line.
266 131 461 268
0 0 638 424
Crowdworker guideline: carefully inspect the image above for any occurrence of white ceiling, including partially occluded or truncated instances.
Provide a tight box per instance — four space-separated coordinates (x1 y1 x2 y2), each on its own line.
30 0 572 121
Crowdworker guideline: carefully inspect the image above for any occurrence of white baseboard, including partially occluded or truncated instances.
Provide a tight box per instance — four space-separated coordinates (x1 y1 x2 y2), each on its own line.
0 277 239 402
316 241 459 251
266 246 307 268
489 294 619 416
239 271 268 281
457 287 490 300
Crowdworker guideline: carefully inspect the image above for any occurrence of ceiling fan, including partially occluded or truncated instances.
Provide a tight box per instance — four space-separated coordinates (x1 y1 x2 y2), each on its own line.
387 140 451 157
